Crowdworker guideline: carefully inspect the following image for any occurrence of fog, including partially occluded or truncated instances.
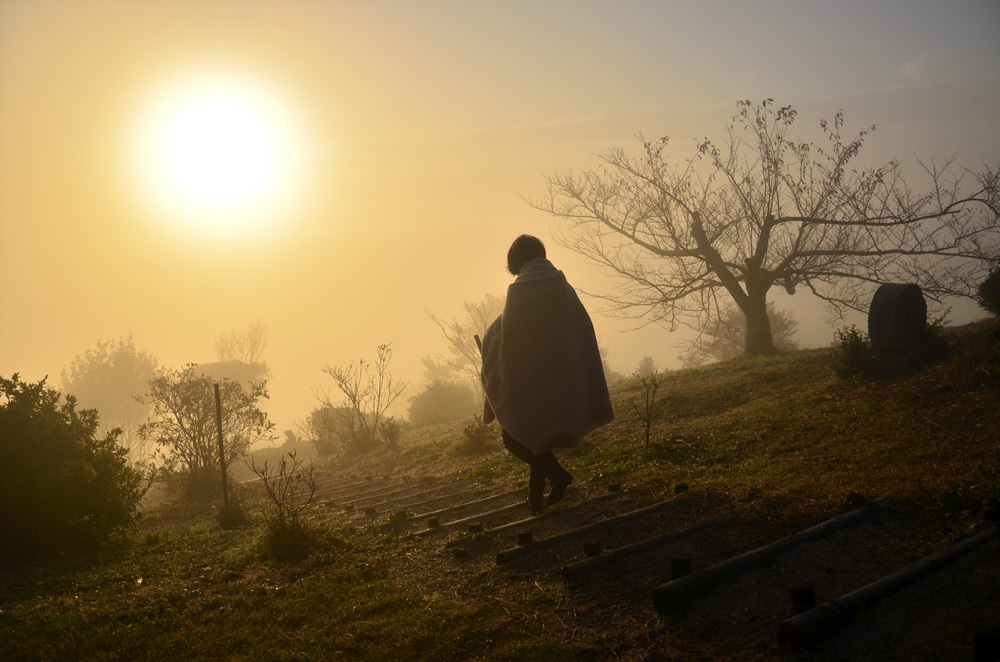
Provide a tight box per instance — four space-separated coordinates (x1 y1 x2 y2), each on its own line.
2 1 998 435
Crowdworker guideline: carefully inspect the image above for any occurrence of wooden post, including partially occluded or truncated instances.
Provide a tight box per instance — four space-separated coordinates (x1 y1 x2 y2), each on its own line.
213 383 230 508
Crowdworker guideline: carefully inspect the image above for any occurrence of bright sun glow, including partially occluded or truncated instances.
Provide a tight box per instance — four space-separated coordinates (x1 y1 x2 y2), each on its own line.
131 70 305 241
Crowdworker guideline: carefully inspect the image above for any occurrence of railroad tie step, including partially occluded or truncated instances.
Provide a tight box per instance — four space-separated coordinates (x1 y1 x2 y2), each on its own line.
778 525 1000 649
652 506 871 617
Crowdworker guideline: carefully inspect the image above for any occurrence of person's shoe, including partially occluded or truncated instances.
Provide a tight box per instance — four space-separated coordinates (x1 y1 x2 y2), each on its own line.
528 493 545 516
547 469 574 507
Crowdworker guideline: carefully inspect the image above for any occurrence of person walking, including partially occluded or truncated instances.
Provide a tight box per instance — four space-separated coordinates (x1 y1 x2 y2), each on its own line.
480 234 614 515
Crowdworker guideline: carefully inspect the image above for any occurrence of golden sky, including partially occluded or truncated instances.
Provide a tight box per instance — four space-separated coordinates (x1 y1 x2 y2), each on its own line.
2 0 999 431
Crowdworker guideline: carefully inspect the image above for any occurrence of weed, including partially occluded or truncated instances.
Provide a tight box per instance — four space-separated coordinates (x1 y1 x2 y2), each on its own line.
142 530 164 545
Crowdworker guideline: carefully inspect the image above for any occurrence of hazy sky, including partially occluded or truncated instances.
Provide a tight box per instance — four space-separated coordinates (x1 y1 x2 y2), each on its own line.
2 0 999 433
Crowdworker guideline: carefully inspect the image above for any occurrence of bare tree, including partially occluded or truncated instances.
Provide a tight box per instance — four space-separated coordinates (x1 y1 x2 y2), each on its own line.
426 293 504 402
680 303 799 368
318 344 406 452
534 99 1000 356
215 321 267 365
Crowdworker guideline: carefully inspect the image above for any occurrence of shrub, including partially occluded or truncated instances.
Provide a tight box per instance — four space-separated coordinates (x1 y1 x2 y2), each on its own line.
831 325 873 379
978 265 1000 316
247 451 318 560
304 404 359 457
0 374 147 563
460 417 497 454
379 416 402 448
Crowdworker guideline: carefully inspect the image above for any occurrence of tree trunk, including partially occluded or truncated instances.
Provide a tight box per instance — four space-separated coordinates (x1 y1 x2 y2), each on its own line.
744 294 777 356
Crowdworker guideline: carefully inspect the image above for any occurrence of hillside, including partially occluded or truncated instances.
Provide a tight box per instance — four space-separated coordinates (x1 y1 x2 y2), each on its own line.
2 317 998 661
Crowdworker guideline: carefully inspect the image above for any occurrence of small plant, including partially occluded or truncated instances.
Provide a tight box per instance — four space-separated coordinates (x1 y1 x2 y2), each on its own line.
631 372 666 446
460 417 496 454
831 325 873 379
142 530 164 546
380 416 402 449
247 450 318 560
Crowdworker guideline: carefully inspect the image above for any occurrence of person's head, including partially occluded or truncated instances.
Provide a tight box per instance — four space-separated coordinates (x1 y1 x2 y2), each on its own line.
506 234 546 275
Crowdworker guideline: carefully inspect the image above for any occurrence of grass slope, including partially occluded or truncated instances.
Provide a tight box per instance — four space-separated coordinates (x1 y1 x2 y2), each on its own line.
2 318 998 661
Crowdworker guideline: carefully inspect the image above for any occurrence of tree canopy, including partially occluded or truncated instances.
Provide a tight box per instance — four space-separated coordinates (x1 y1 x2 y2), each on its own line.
535 99 1000 355
138 365 274 479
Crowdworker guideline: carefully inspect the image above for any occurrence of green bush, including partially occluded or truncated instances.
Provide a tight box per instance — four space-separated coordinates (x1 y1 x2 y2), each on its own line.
0 374 146 563
978 265 1000 316
831 325 873 379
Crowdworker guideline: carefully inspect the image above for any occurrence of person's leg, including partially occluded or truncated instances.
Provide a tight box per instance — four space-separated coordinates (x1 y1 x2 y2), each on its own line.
502 430 546 514
501 430 534 463
544 453 574 506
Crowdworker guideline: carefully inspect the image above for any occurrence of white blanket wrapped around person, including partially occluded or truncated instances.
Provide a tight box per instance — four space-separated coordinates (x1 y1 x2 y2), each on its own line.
481 257 614 455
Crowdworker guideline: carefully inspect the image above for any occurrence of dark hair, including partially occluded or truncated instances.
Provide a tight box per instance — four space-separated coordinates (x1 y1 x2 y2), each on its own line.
506 234 546 275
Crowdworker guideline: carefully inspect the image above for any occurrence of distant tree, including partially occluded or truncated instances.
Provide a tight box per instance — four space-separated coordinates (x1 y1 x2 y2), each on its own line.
636 356 658 378
426 293 505 403
535 99 1000 356
600 345 626 385
318 344 406 452
215 321 267 364
302 404 359 456
408 379 478 428
420 355 457 384
680 303 799 368
0 374 146 562
137 365 274 494
197 360 269 387
206 322 269 385
60 336 159 464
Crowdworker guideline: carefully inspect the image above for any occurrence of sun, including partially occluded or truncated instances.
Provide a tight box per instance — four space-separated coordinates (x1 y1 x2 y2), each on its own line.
130 70 305 241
